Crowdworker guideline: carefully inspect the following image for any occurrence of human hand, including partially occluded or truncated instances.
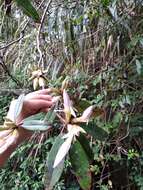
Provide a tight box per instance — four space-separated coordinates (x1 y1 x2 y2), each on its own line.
17 89 53 124
0 89 54 167
15 89 53 139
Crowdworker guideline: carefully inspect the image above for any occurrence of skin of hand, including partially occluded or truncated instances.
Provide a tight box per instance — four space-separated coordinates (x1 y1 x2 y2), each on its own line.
0 89 53 167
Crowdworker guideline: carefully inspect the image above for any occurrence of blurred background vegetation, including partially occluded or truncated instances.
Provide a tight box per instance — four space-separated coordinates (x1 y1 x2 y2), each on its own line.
0 0 143 189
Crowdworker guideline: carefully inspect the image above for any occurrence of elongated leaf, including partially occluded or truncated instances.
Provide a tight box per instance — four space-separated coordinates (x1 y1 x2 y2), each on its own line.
81 106 93 120
0 129 19 154
22 120 51 131
14 94 25 121
14 0 40 22
45 135 65 190
69 140 91 190
0 129 13 139
53 136 73 168
77 134 94 162
75 99 91 113
82 122 108 141
22 112 45 121
44 110 56 124
6 95 25 122
49 159 64 190
63 89 72 123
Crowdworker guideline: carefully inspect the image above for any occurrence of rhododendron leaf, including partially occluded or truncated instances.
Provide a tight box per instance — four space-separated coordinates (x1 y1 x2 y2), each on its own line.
53 136 73 168
81 106 94 120
69 140 92 190
22 120 51 131
14 94 25 121
82 122 108 141
45 135 65 190
0 129 13 139
75 99 91 113
0 129 19 154
6 94 25 122
44 109 56 124
77 134 94 162
63 89 71 122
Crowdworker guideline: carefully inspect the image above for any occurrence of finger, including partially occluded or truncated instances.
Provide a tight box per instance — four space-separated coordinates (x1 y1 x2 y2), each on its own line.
27 99 53 110
40 107 50 113
25 89 52 100
25 94 52 101
33 89 52 95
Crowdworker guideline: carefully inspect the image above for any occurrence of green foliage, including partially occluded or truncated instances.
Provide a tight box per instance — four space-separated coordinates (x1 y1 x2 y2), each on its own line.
0 0 143 189
0 96 12 122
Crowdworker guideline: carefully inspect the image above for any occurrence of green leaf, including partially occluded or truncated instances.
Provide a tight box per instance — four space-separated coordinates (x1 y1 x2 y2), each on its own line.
82 122 108 141
69 140 92 190
77 133 94 162
22 112 45 121
45 134 65 190
75 99 91 113
22 120 51 131
14 0 40 22
44 109 56 124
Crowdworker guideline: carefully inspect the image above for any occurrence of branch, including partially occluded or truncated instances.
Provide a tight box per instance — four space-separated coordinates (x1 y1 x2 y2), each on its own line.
37 0 52 67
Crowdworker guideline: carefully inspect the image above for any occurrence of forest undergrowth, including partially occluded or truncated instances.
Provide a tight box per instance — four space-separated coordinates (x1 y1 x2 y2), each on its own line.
0 0 143 189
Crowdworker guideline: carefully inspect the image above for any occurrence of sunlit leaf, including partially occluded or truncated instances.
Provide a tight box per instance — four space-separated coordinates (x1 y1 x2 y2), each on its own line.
53 136 73 168
6 95 25 122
